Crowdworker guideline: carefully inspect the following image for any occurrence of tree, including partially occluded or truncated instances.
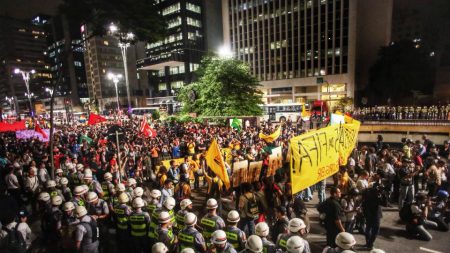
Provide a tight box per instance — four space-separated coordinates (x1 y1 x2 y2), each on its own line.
367 40 435 105
178 57 263 116
336 97 354 112
59 0 166 42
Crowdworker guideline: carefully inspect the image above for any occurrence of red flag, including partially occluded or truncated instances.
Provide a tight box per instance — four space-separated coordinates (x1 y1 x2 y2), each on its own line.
88 113 107 125
0 120 26 132
34 122 48 138
140 117 157 138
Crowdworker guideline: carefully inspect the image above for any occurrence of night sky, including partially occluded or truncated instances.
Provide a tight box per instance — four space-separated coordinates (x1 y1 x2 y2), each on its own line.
0 0 62 19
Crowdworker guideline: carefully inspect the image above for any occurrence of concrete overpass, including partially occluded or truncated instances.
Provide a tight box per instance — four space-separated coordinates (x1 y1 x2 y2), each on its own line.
358 120 450 144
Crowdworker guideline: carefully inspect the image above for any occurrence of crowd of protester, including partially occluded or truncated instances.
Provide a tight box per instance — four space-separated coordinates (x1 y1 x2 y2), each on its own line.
352 105 450 121
0 117 449 253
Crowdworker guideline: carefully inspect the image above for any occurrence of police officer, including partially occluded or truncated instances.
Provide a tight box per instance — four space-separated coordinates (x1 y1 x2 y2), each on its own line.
46 196 64 245
200 198 226 241
86 192 109 251
114 192 132 251
255 222 275 253
322 232 356 253
101 172 115 203
179 212 207 253
157 211 177 252
75 206 100 253
38 192 52 215
132 187 145 201
59 177 72 201
241 235 263 253
46 179 65 201
73 185 88 207
210 230 237 253
84 169 104 198
225 210 246 251
61 202 78 251
129 197 151 253
114 183 128 207
286 236 306 253
71 163 84 186
176 199 193 232
127 178 137 196
277 218 308 251
148 189 162 214
152 242 169 253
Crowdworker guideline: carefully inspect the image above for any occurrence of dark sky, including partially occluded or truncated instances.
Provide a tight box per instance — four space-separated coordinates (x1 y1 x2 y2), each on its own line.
0 0 62 19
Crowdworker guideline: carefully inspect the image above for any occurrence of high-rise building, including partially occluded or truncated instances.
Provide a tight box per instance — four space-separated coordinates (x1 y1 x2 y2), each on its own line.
82 24 147 112
0 15 53 114
222 0 393 108
137 0 223 113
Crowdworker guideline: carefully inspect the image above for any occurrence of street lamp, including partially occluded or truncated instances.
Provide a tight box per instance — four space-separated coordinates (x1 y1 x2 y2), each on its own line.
5 96 15 115
14 68 36 116
109 23 134 112
218 45 233 58
45 87 54 97
107 72 123 112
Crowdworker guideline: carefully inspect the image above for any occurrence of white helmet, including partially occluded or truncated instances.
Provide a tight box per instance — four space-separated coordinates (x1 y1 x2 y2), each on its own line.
255 222 269 237
180 248 195 253
158 211 171 224
46 180 56 188
63 201 75 211
286 236 305 253
133 187 144 197
104 172 113 180
87 192 98 203
83 169 93 180
370 250 385 253
38 192 50 202
74 185 87 196
76 163 84 171
335 232 356 250
127 178 137 187
51 195 63 206
75 206 88 218
180 199 193 210
150 189 161 199
60 177 69 186
211 230 227 245
118 193 129 204
132 197 145 209
227 210 240 223
163 197 176 210
288 218 306 233
206 198 218 209
184 212 197 226
56 168 63 174
116 183 126 192
151 243 168 253
246 235 263 253
341 251 356 253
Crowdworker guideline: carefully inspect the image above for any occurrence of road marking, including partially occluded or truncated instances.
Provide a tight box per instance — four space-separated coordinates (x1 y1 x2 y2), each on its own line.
420 247 443 253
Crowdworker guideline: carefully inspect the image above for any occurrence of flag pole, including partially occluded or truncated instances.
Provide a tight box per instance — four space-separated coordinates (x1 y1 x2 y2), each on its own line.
116 131 122 183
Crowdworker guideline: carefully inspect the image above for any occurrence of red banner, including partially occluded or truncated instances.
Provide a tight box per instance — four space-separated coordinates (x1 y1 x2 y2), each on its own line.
0 120 26 132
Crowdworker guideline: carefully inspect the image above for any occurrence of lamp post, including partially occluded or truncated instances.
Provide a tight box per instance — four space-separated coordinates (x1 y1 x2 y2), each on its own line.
14 68 35 116
109 23 134 113
107 72 123 112
5 96 15 115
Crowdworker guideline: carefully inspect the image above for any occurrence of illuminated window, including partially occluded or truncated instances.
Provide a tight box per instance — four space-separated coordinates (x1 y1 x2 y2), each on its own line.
171 81 183 89
74 61 82 67
18 28 26 32
162 3 180 16
187 17 202 28
190 63 199 72
16 59 21 62
186 3 201 14
103 41 109 46
167 16 182 29
159 83 167 91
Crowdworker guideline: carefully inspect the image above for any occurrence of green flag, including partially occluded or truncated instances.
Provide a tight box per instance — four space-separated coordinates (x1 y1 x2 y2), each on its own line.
79 135 93 144
231 118 242 132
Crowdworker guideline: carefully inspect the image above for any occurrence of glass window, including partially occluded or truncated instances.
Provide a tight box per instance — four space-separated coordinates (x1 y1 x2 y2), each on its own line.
162 3 181 16
186 3 201 14
171 81 183 89
168 16 182 29
187 17 202 28
159 83 167 91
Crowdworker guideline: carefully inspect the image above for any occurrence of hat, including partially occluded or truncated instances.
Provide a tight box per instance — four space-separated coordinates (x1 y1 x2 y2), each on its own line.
18 210 28 218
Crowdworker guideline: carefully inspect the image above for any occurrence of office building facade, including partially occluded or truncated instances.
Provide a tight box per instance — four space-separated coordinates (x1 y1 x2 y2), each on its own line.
222 0 393 108
138 0 223 113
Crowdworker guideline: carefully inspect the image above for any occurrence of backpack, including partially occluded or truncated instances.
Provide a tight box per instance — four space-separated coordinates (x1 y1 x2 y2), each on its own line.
399 203 413 222
80 218 99 243
317 199 328 214
2 223 27 253
245 194 259 219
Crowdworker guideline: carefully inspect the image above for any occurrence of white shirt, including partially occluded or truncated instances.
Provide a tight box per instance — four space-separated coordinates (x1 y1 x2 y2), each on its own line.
24 176 40 193
5 173 20 190
17 222 32 248
38 168 48 184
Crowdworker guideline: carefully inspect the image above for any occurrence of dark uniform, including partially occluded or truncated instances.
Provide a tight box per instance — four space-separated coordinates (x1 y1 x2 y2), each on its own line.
75 215 99 253
72 196 86 207
175 209 188 232
200 214 225 242
147 208 162 244
157 227 176 252
114 203 131 251
101 181 114 202
261 238 276 253
179 226 206 253
216 242 237 253
276 233 292 252
225 226 246 251
129 210 151 253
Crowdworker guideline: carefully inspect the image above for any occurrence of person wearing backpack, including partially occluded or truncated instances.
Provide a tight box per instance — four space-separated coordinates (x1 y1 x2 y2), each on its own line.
75 206 99 253
0 210 29 253
405 193 438 241
238 183 259 235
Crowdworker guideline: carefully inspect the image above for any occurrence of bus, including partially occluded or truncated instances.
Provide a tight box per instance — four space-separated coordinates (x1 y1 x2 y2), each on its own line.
261 103 307 122
130 107 159 117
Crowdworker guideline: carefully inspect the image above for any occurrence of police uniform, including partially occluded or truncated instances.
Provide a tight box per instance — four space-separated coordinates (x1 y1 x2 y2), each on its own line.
157 226 176 252
179 226 206 253
218 243 237 253
101 181 114 202
87 180 103 196
225 226 246 251
175 209 188 231
147 199 161 215
49 189 66 202
114 203 131 249
200 213 225 241
72 172 83 186
261 238 276 253
61 213 78 251
276 233 292 252
129 210 150 253
72 196 86 207
147 208 162 243
75 215 99 253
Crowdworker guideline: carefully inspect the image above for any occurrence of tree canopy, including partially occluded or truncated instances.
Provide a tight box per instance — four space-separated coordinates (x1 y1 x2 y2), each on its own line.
178 57 263 116
59 0 166 42
367 40 435 105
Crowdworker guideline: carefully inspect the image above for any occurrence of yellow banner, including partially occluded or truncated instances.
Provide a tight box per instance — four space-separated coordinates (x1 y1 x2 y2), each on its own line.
161 158 186 169
206 139 231 189
290 120 359 194
259 127 281 143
